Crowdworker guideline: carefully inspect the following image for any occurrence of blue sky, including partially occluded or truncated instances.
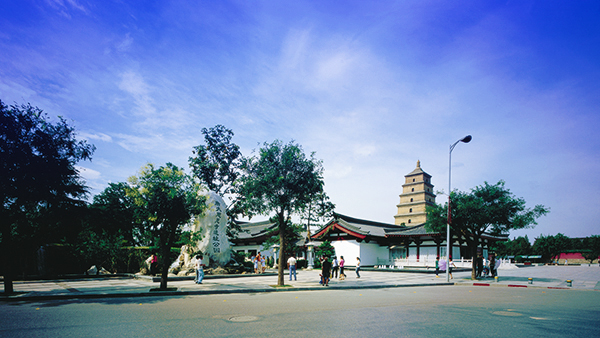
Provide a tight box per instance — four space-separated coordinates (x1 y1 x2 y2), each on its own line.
2 1 599 241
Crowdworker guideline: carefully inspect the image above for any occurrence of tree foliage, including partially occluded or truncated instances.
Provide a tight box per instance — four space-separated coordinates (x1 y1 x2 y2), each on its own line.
237 140 329 286
582 235 600 264
127 163 206 289
73 229 126 274
493 236 532 257
261 220 303 255
298 191 335 238
1 100 95 294
315 240 336 260
189 125 244 238
189 125 242 196
88 182 140 246
426 180 549 279
532 233 571 263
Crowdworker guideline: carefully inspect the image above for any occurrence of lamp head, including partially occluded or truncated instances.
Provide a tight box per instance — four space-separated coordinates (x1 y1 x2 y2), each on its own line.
461 135 472 143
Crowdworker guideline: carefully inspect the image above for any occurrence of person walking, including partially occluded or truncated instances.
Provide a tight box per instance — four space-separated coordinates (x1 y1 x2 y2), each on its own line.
435 256 440 278
331 256 339 279
489 254 496 278
321 256 332 286
491 254 499 277
287 254 297 281
195 255 205 284
355 257 361 278
339 256 346 280
449 257 456 279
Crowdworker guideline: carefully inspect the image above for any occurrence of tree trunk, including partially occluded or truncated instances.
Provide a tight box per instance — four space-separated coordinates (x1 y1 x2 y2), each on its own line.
160 226 176 290
277 212 286 286
1 224 14 294
160 243 170 290
471 244 477 280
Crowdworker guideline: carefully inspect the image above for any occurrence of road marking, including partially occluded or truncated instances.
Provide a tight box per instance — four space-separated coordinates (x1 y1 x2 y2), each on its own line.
229 316 259 322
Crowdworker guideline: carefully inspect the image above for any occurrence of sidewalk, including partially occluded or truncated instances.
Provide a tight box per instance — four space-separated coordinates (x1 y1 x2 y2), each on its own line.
1 265 598 301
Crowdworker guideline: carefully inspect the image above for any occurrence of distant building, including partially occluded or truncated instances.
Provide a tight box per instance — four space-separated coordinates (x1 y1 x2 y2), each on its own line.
394 160 436 226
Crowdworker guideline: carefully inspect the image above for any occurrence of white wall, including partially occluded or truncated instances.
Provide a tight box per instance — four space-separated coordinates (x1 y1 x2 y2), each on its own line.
331 240 360 265
359 242 390 266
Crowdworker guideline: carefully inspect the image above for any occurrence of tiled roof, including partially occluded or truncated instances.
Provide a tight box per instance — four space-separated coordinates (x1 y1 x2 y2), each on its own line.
385 223 438 237
313 213 403 239
234 220 277 240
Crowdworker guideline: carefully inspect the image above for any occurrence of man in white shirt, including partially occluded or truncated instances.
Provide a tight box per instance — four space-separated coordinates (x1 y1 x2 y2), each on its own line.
287 254 297 281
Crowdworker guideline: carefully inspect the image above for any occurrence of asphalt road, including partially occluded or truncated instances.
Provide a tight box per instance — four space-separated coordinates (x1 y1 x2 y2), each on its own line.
1 286 598 337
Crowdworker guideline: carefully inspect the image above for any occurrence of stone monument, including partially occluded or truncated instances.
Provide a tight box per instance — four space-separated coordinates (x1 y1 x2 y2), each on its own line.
168 191 233 275
194 190 232 266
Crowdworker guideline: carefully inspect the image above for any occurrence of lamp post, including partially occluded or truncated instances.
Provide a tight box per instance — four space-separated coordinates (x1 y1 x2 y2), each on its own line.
271 244 280 269
446 135 472 282
306 242 316 270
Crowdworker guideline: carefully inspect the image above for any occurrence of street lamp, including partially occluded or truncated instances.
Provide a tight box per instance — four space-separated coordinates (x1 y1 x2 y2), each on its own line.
446 135 472 282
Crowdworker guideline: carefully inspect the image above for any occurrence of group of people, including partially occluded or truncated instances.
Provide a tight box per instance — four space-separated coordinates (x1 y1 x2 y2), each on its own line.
285 254 361 285
319 256 362 286
433 254 500 279
476 253 499 278
251 253 266 274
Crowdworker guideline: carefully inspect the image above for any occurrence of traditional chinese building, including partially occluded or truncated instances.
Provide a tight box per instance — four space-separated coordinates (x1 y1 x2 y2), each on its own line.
233 161 506 267
311 161 506 267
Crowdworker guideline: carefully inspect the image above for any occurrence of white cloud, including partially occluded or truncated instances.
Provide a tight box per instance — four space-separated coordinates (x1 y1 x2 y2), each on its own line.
117 33 133 52
44 0 89 18
353 144 378 157
76 165 101 180
79 132 112 142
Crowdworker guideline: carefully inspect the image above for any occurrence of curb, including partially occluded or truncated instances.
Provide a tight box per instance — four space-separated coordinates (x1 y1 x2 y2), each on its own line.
0 282 454 302
461 282 599 291
130 272 278 283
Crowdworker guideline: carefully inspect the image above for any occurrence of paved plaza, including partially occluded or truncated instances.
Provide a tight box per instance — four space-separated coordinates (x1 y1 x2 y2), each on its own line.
1 264 599 301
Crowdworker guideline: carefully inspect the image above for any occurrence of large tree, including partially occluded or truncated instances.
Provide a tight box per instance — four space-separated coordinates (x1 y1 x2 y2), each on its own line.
1 101 95 294
426 180 549 279
237 140 329 286
582 235 600 264
493 235 532 258
532 233 571 263
74 182 142 275
127 163 205 290
89 182 140 246
189 125 243 237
